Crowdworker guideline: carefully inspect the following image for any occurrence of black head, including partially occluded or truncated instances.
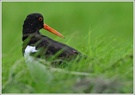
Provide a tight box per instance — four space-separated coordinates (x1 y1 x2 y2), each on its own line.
22 13 64 41
23 13 44 34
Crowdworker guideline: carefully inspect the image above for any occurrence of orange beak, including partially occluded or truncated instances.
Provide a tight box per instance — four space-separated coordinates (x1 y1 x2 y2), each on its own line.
43 24 64 38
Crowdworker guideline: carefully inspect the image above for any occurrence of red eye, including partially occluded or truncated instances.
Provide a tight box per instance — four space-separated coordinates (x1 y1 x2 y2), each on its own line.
38 17 43 21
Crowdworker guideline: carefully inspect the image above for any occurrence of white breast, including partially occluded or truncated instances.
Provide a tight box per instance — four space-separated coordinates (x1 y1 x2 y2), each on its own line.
24 45 38 63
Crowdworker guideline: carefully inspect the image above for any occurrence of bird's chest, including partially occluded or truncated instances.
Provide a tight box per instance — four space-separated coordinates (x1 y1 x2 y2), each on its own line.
24 45 38 63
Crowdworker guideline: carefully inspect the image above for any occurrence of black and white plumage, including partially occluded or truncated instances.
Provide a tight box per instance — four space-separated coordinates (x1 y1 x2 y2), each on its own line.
22 13 82 63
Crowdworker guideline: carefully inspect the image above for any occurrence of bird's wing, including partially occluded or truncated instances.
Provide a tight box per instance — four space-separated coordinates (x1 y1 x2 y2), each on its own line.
35 36 81 60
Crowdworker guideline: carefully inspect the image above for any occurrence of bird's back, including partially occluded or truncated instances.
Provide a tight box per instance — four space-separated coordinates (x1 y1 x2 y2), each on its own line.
23 34 81 62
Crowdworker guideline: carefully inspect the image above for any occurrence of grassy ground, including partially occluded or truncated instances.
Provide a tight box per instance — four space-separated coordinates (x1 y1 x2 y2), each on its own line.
2 2 133 93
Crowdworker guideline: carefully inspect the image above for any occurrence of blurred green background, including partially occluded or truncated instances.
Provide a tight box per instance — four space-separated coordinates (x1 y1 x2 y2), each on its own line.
2 2 133 93
2 2 133 51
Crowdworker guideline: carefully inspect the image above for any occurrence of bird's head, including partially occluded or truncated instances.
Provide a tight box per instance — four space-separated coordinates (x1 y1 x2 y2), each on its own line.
23 13 64 38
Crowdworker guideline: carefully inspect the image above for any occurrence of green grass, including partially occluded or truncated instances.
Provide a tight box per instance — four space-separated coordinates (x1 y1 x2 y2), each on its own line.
2 2 133 93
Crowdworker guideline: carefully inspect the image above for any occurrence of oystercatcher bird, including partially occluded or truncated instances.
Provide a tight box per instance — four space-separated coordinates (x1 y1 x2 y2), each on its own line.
22 13 82 64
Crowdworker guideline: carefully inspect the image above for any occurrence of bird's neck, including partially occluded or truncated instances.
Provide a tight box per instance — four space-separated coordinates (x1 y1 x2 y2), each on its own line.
22 30 41 41
22 22 41 40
